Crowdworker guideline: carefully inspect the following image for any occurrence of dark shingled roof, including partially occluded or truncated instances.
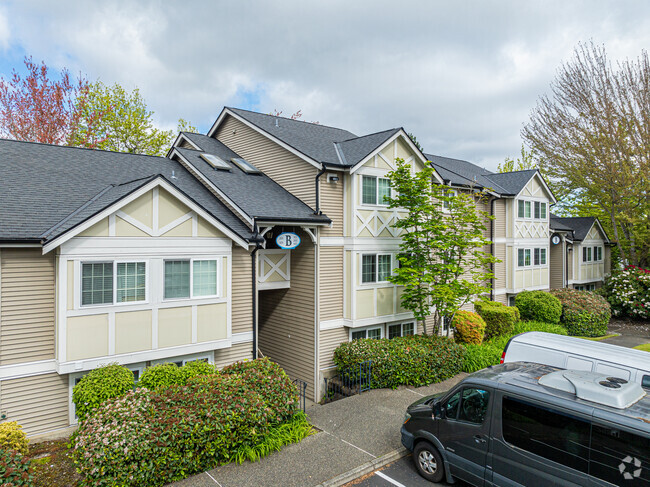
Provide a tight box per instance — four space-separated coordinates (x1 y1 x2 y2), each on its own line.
549 213 576 233
0 139 252 243
425 152 542 197
225 108 407 168
175 134 331 224
550 216 603 241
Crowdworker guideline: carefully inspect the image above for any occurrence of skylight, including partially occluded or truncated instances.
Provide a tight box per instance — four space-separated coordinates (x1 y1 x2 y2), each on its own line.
231 157 261 174
200 153 231 171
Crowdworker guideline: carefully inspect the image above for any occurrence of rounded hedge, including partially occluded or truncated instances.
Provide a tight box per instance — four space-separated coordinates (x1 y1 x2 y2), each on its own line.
0 422 28 456
72 363 134 423
474 301 519 340
550 288 611 337
138 363 183 391
515 291 562 324
178 360 216 384
73 359 306 486
452 311 486 345
333 335 465 389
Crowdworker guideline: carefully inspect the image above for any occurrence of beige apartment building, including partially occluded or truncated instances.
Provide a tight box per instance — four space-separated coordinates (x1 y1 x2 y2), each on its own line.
0 107 612 436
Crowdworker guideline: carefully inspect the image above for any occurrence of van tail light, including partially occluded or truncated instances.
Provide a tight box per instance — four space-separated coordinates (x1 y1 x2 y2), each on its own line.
500 350 506 364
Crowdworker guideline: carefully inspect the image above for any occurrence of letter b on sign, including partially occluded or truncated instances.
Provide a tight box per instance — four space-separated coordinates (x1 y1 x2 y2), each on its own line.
276 232 300 249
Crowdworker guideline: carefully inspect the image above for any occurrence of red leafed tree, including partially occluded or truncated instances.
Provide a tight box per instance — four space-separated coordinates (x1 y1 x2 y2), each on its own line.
0 57 104 146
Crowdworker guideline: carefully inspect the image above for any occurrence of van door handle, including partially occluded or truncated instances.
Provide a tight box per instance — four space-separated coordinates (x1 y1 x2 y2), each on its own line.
474 435 487 444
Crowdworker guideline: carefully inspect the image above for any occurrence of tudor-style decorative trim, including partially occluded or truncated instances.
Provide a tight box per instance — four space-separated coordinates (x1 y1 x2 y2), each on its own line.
42 177 249 253
513 170 557 204
170 149 255 227
208 108 324 170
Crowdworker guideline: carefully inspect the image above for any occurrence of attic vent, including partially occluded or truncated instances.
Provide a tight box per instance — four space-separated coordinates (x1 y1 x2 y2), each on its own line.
539 370 646 409
200 153 231 171
231 157 261 174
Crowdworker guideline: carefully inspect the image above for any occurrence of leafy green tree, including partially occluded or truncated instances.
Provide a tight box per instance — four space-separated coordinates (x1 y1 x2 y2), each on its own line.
407 132 423 152
497 145 537 173
387 158 496 335
73 82 188 156
522 42 650 266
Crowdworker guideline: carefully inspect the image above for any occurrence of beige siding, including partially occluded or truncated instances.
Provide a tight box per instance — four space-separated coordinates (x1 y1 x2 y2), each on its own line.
0 249 55 365
320 247 343 321
319 327 348 371
232 246 253 335
550 242 564 289
320 177 343 237
258 229 315 398
493 294 507 305
216 115 317 208
567 244 574 281
214 342 253 369
494 199 506 239
494 243 507 289
1 373 68 437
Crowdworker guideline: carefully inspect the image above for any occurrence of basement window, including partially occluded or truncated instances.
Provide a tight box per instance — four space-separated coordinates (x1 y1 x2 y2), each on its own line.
231 157 261 174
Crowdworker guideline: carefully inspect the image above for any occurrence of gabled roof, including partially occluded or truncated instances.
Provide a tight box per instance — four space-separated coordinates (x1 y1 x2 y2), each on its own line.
549 213 576 232
335 128 401 167
0 139 252 244
550 215 608 242
172 133 330 224
425 153 553 200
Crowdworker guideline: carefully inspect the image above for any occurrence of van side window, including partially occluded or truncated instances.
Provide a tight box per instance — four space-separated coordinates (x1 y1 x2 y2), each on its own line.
444 391 461 419
458 388 490 424
642 375 650 390
502 397 590 473
590 424 650 483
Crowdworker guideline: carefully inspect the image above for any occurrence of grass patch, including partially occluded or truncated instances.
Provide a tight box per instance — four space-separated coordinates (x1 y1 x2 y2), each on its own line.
633 343 650 352
578 334 619 341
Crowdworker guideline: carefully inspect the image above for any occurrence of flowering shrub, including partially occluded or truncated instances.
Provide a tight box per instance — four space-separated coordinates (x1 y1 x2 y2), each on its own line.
333 335 465 389
515 291 562 324
474 301 520 340
601 265 650 319
73 359 306 487
550 288 611 337
72 363 134 423
452 311 486 345
0 448 32 486
0 422 28 456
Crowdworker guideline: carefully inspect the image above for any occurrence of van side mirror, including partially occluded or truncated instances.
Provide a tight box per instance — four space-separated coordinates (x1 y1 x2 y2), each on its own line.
434 401 444 419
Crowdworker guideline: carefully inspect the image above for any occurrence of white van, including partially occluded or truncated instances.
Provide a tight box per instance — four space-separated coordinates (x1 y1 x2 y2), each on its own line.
501 332 650 390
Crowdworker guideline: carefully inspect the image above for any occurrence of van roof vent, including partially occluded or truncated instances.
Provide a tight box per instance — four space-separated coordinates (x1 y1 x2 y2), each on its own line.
539 370 646 409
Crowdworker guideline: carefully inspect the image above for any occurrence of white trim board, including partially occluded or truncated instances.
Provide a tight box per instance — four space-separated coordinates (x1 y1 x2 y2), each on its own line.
43 177 249 254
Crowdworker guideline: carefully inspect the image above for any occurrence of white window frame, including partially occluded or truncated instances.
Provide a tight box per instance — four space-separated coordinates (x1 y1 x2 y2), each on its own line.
518 199 547 220
349 325 384 341
80 259 149 309
163 257 220 302
582 247 592 263
593 246 603 262
388 321 416 339
360 253 393 284
518 247 548 268
151 352 213 366
361 175 391 206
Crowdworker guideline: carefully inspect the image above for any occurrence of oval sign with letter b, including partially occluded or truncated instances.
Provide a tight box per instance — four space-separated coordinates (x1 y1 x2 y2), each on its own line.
276 232 300 249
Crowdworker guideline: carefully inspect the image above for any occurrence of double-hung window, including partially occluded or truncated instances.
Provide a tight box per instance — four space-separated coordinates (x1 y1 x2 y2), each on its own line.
518 248 546 267
582 247 592 263
388 322 415 339
518 200 546 219
164 259 218 300
517 249 531 267
361 254 392 283
533 248 547 266
362 175 391 205
517 200 532 218
81 261 146 306
593 246 603 261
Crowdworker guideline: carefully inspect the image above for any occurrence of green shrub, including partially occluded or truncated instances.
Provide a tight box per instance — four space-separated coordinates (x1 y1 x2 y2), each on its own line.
333 335 465 389
0 422 28 455
138 363 183 391
221 358 299 423
550 288 611 337
515 291 562 324
452 311 486 345
462 343 503 373
72 363 134 423
0 448 32 486
73 359 308 487
178 360 216 384
512 320 568 336
475 300 519 340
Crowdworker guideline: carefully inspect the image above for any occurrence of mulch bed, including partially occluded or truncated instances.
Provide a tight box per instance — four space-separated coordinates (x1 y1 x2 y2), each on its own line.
27 439 81 487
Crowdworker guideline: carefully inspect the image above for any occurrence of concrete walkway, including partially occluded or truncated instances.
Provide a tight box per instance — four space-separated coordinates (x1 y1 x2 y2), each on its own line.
170 374 467 487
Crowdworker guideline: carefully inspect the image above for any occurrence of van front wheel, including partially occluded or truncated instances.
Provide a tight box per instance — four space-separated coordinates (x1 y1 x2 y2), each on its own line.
413 442 444 483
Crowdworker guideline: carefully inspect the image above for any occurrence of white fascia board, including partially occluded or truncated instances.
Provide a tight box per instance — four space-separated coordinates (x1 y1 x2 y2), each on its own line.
448 182 501 198
0 243 41 248
255 220 331 227
43 177 249 254
593 219 611 243
514 171 557 204
208 108 323 170
176 134 202 151
171 149 254 227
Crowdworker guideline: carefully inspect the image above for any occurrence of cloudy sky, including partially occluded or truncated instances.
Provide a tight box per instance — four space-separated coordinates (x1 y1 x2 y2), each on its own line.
1 0 649 170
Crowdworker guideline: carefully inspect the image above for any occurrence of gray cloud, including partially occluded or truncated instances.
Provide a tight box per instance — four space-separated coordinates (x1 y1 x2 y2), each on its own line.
3 0 650 169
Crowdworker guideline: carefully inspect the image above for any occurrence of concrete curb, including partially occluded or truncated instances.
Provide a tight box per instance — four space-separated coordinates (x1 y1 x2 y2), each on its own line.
317 447 409 487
